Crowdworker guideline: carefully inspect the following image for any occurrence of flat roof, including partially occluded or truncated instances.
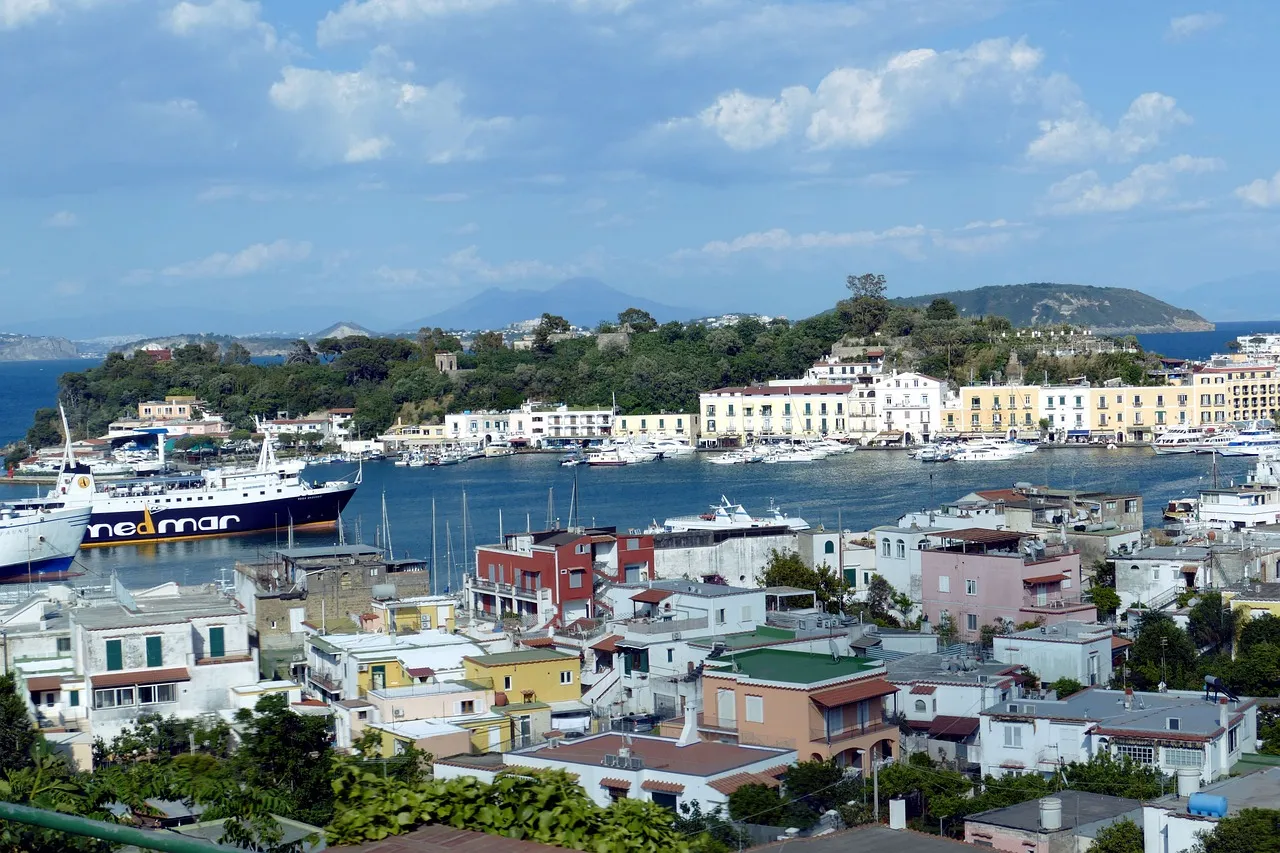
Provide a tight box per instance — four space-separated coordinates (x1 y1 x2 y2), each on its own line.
1127 546 1210 560
1226 582 1280 602
688 626 797 650
929 528 1028 544
277 544 383 560
753 825 974 852
73 590 243 630
982 688 1254 739
968 791 1141 833
516 732 790 776
374 719 468 739
619 579 757 598
466 649 576 666
711 648 878 685
1004 621 1114 642
885 653 1019 686
1149 765 1280 815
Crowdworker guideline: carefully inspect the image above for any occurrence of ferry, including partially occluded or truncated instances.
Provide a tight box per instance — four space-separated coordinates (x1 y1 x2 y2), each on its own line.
0 472 94 579
19 417 360 547
654 496 810 533
1151 425 1213 455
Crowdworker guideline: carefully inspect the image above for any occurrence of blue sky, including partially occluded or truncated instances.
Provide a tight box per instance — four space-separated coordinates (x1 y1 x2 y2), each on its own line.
2 0 1278 335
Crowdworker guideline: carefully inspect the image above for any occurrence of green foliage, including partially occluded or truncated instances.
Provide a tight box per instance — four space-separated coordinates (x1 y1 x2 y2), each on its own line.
1126 611 1199 690
92 713 232 765
925 298 959 321
25 407 62 450
1058 752 1169 800
1240 614 1280 651
1193 808 1280 853
0 747 117 853
673 801 747 853
778 760 859 829
761 550 849 614
3 442 30 469
1091 586 1122 617
726 783 783 824
1088 817 1144 853
617 308 658 332
894 283 1208 331
0 676 37 776
1189 592 1239 652
1050 677 1085 698
232 694 335 827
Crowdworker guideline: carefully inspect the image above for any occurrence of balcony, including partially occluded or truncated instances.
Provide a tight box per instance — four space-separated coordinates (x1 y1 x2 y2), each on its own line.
810 718 896 745
622 616 709 635
192 649 254 666
308 671 342 694
1021 591 1088 610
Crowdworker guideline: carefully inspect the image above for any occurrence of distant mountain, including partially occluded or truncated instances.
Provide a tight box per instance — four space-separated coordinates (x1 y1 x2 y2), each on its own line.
1173 271 1280 322
407 278 699 330
0 333 78 361
314 321 375 339
895 283 1212 334
8 306 393 340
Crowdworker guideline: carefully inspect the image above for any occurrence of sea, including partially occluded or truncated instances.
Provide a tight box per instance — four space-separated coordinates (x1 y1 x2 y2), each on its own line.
0 329 1270 593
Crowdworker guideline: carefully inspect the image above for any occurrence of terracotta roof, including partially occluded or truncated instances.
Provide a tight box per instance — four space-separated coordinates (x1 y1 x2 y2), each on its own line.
631 588 674 604
589 534 616 544
928 716 980 739
344 823 566 853
640 780 685 794
521 637 556 648
709 772 781 795
910 684 937 695
1000 760 1026 769
810 678 898 709
599 778 631 790
1023 573 1067 585
405 666 436 678
24 676 65 692
1111 636 1133 650
91 667 190 689
591 634 621 653
525 732 788 776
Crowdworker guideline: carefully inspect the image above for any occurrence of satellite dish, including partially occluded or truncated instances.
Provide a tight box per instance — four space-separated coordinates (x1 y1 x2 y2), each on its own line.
271 568 280 580
829 637 841 663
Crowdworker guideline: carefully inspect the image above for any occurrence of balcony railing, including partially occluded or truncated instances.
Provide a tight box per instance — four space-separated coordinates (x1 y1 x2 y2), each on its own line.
192 649 254 666
810 718 896 745
622 616 709 635
1021 593 1087 610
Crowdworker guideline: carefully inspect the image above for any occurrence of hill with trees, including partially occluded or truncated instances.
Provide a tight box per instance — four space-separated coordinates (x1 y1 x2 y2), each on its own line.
894 283 1212 334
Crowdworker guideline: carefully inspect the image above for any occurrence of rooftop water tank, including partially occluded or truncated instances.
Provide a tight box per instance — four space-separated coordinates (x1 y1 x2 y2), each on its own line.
1188 793 1228 818
1039 797 1063 832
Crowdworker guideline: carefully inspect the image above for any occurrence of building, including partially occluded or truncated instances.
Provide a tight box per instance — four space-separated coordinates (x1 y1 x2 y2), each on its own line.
662 647 899 773
136 396 203 421
942 384 1040 438
918 529 1095 640
1088 385 1189 443
445 401 616 449
255 408 354 443
305 630 484 702
1143 765 1280 853
870 524 945 603
964 791 1143 853
1114 545 1211 611
468 527 655 628
69 580 258 742
652 526 800 586
233 545 435 680
611 412 699 441
991 621 1115 688
872 371 945 445
462 649 585 731
698 384 859 445
437 731 795 814
1223 581 1280 618
979 687 1257 782
1038 383 1093 442
805 353 883 385
1191 363 1278 425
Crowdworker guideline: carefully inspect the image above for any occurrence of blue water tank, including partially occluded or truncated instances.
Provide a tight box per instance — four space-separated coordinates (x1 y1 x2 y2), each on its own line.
1188 793 1228 817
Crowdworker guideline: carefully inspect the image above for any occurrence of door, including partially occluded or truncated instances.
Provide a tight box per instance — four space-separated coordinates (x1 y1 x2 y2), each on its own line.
208 626 225 658
717 689 736 725
371 664 386 691
1088 654 1099 686
1036 585 1048 607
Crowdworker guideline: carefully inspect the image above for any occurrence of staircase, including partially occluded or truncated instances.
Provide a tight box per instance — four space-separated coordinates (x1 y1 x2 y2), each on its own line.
1143 587 1181 612
582 665 622 707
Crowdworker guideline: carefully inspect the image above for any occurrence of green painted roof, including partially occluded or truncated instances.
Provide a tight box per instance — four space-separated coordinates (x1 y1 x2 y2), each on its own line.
468 649 576 666
716 648 877 685
691 626 797 650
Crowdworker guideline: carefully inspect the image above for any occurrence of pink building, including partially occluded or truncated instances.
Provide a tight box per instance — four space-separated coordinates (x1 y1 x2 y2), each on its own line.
919 528 1095 641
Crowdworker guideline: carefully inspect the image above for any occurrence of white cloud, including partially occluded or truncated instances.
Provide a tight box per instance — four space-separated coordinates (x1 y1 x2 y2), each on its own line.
445 245 588 282
1167 12 1224 42
160 239 312 278
450 221 480 235
1044 155 1223 215
1235 171 1280 208
374 265 424 286
695 37 1044 151
0 0 99 31
166 0 277 49
269 49 511 166
689 225 928 256
54 279 84 296
1027 92 1190 165
196 184 291 202
861 171 913 188
317 0 628 45
43 210 78 228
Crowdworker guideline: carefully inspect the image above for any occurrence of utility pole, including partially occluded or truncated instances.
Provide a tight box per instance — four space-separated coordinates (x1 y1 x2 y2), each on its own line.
873 759 881 823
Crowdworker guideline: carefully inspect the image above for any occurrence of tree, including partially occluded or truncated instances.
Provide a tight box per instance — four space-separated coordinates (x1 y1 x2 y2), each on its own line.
231 694 335 827
0 675 37 775
617 307 658 333
1092 586 1121 618
1050 677 1085 698
25 407 63 450
760 550 848 615
285 339 318 365
865 574 893 620
925 298 959 321
532 313 572 353
1059 752 1169 800
778 760 858 828
1088 817 1143 853
726 783 783 824
1126 611 1197 690
1193 808 1280 853
846 273 887 300
1240 614 1280 652
1188 592 1239 654
471 330 506 353
222 342 252 366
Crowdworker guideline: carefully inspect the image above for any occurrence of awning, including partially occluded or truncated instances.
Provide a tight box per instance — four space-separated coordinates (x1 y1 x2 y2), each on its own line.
1111 636 1133 651
589 534 616 544
928 716 980 739
1023 573 1067 585
591 634 621 653
910 685 937 695
24 676 64 692
599 778 631 790
631 588 674 604
641 780 686 794
1067 430 1090 437
91 667 191 689
405 666 435 678
810 678 898 708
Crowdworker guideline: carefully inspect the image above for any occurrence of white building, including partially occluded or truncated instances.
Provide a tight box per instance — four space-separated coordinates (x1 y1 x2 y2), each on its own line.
1115 546 1211 610
256 408 354 442
979 688 1258 783
698 384 859 444
869 524 944 603
1038 384 1093 442
1197 485 1280 530
653 527 801 586
445 401 616 448
992 621 1114 688
305 630 485 702
1143 765 1280 853
69 581 259 743
805 355 882 385
873 371 945 445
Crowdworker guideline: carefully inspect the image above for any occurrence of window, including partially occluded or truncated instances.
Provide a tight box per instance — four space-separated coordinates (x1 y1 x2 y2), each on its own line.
145 635 162 668
882 539 891 557
1114 744 1154 765
1152 569 1161 582
1125 499 1138 513
575 543 590 555
824 540 835 554
896 539 905 559
569 571 584 589
105 639 123 671
667 648 674 663
914 699 927 712
138 684 176 704
1164 747 1203 769
1167 718 1181 731
94 687 136 709
650 791 678 811
1229 725 1239 752
966 613 978 631
68 690 79 708
459 700 475 714
560 670 574 685
744 695 764 723
358 709 369 720
938 576 950 593
1003 725 1023 748
741 606 751 621
626 538 639 550
965 579 977 596
56 637 71 653
716 608 726 625
503 676 513 690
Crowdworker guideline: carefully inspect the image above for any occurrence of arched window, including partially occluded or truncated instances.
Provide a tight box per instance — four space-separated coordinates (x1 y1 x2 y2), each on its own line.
882 539 891 557
824 541 836 555
896 539 906 559
914 699 927 713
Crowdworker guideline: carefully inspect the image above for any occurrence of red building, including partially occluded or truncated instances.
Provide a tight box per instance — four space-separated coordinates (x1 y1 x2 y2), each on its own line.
467 527 655 628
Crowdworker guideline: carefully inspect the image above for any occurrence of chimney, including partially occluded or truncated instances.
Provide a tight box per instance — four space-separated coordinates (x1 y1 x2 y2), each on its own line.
677 699 701 747
1124 688 1134 711
1219 696 1229 730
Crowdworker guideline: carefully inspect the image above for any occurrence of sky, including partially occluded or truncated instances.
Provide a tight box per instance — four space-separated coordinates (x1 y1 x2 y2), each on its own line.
3 0 1279 336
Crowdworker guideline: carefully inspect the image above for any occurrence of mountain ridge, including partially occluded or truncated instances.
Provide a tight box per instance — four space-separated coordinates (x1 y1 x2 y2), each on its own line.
895 283 1212 334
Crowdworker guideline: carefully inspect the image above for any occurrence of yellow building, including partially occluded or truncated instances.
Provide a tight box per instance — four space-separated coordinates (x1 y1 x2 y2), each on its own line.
612 412 699 440
1191 365 1279 425
944 385 1039 436
372 596 457 634
1222 583 1280 622
462 648 581 705
1089 385 1193 443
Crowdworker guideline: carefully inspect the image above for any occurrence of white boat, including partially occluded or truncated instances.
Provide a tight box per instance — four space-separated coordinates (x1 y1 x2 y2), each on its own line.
658 496 809 532
762 449 819 463
0 461 94 580
644 438 695 457
915 443 954 462
1215 426 1280 457
484 442 516 458
1151 425 1212 455
951 438 1035 462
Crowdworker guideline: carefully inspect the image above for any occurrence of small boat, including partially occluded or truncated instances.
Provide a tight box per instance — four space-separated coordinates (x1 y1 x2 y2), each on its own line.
560 453 586 466
484 442 516 458
915 443 954 462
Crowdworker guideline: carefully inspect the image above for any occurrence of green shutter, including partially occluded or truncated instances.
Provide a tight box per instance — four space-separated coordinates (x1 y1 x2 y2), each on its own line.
208 626 225 658
105 639 122 672
69 690 79 707
145 635 162 668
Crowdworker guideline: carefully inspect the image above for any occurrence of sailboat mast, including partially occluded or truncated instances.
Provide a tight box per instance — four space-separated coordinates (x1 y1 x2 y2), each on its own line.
461 489 469 580
546 487 554 529
431 497 438 596
381 492 393 560
445 522 454 593
499 507 504 541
